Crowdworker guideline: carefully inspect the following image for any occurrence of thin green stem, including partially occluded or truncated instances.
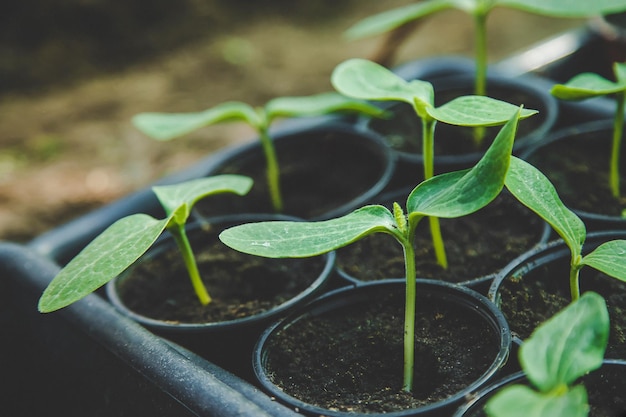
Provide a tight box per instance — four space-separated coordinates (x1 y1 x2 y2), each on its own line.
170 224 211 306
610 92 625 199
472 11 488 146
422 118 448 268
259 127 283 212
570 259 582 302
474 12 488 98
401 236 417 392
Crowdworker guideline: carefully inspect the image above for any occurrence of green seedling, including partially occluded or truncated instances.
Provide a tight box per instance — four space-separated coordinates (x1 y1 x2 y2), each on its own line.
504 156 626 301
551 62 626 199
132 92 387 213
345 0 626 100
485 291 609 417
38 175 253 312
219 109 521 393
332 58 536 268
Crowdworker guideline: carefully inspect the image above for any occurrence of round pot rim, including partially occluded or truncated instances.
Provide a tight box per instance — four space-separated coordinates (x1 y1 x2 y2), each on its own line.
106 213 336 332
360 70 558 165
253 279 511 417
199 121 398 221
519 118 626 224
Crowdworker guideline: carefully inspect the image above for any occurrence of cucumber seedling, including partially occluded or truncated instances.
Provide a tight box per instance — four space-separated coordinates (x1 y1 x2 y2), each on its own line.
38 175 253 312
132 92 386 213
219 109 521 392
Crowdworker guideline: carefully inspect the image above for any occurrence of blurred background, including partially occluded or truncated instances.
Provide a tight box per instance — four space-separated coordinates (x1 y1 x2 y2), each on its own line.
0 0 583 242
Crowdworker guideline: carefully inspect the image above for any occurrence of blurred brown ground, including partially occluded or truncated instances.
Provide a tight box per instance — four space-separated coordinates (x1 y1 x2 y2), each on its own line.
0 1 581 242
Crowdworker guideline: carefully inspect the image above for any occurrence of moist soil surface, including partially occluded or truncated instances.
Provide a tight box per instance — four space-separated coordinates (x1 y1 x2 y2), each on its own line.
495 251 626 359
114 222 326 324
335 192 547 284
525 126 626 217
261 287 500 414
194 126 391 220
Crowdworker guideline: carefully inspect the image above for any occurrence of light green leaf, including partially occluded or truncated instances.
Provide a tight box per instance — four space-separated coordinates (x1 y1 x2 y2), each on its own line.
520 292 609 392
152 175 253 218
426 95 537 126
219 205 397 258
132 101 261 141
581 240 626 282
485 384 589 417
498 0 626 17
551 73 626 101
344 0 461 40
331 59 434 113
505 157 586 261
614 62 626 84
406 107 519 218
265 92 387 121
38 214 169 313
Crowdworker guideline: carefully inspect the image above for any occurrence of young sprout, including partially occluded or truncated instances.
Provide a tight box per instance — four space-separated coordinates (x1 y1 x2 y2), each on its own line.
485 291 609 417
132 92 387 213
219 109 521 392
345 0 626 99
332 58 537 268
38 175 253 313
504 156 626 301
551 62 626 198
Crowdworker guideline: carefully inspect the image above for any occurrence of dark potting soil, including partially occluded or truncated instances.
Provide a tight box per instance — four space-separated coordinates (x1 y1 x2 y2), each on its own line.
336 192 545 283
525 128 626 217
195 129 389 220
497 258 626 359
369 85 549 159
115 223 326 324
263 290 499 414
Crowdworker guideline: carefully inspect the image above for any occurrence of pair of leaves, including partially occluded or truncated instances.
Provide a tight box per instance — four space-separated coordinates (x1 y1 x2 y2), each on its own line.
485 291 609 417
38 175 253 313
331 58 537 124
218 107 520 258
345 0 626 40
504 157 626 284
131 92 387 141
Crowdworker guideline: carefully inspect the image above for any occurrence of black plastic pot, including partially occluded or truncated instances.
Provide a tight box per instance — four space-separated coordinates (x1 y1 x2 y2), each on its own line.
488 230 626 359
106 214 335 379
253 280 511 417
519 119 626 232
334 190 551 294
193 122 396 221
0 242 302 417
357 59 558 191
452 360 626 417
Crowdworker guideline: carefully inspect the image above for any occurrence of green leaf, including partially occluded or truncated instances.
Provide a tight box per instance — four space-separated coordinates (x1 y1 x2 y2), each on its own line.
331 59 434 113
265 92 388 121
520 292 609 392
426 95 537 126
551 73 626 101
219 205 397 258
344 0 461 40
505 157 586 261
581 240 626 282
132 101 261 141
406 107 519 218
485 384 589 417
152 175 253 218
614 62 626 84
38 214 169 313
497 0 626 17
